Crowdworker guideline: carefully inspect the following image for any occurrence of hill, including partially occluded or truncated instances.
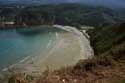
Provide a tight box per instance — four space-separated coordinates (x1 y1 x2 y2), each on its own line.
0 4 125 28
9 4 125 27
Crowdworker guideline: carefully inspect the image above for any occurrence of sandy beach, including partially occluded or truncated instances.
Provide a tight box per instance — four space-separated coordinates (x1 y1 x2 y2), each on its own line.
7 25 93 75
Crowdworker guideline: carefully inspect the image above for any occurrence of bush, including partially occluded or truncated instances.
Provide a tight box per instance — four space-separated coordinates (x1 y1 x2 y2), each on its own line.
74 55 114 71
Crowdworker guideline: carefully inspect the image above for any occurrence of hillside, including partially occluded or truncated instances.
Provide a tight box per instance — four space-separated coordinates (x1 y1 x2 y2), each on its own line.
88 23 125 56
15 4 124 27
0 4 125 28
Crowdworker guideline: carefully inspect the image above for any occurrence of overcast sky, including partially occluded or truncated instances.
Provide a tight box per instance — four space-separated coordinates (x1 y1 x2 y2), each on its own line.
80 0 125 8
0 0 125 8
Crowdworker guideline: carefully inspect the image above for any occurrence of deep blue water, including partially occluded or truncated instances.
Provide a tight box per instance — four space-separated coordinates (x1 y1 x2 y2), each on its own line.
0 27 61 71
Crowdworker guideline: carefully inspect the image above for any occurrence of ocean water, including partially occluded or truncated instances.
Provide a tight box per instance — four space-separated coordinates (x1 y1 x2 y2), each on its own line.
0 27 61 71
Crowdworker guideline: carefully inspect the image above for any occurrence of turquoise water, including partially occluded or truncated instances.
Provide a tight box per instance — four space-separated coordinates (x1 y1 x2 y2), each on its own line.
0 27 61 71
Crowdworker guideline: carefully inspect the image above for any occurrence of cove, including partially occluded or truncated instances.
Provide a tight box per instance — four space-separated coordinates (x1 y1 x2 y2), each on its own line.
0 27 62 71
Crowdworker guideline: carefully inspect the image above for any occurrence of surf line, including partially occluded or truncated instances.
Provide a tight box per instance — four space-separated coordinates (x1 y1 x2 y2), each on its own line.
56 32 59 39
46 40 52 48
46 32 52 48
2 56 31 72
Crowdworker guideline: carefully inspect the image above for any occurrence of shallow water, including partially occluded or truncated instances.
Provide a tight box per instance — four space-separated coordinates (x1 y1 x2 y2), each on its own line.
0 27 62 71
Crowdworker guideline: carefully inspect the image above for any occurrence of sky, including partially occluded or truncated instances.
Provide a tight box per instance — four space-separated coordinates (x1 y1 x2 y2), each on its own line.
0 0 125 8
80 0 125 8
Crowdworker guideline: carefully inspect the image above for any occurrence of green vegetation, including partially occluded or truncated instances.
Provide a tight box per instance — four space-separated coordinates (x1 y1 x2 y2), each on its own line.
0 7 19 22
88 23 125 58
0 4 125 27
15 4 121 27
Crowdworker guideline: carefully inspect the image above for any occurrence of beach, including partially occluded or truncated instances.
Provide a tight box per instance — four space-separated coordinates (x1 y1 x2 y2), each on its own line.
4 25 94 75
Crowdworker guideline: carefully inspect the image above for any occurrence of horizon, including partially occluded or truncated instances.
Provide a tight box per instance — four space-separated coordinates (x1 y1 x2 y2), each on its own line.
0 0 125 9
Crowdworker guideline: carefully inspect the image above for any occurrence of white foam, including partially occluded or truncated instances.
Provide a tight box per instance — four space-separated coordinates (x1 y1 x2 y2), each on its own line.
19 56 30 63
2 56 31 72
46 40 52 48
56 32 59 39
2 68 8 72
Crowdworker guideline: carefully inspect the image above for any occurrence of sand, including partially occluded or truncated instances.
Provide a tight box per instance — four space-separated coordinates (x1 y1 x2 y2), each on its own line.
7 25 94 75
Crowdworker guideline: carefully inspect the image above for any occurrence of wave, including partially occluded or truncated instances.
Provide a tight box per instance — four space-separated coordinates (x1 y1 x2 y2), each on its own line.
2 56 31 72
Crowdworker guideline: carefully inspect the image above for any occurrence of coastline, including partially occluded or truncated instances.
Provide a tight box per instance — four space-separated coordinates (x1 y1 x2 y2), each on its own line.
1 25 94 75
2 56 31 72
53 25 94 59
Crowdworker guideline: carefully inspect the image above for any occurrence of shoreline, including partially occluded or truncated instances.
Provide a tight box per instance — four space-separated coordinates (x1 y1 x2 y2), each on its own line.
1 25 94 75
1 30 60 74
53 25 94 59
0 25 53 30
2 56 31 72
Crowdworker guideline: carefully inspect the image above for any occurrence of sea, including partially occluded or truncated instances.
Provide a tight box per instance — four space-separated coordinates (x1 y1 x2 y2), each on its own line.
0 27 63 71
